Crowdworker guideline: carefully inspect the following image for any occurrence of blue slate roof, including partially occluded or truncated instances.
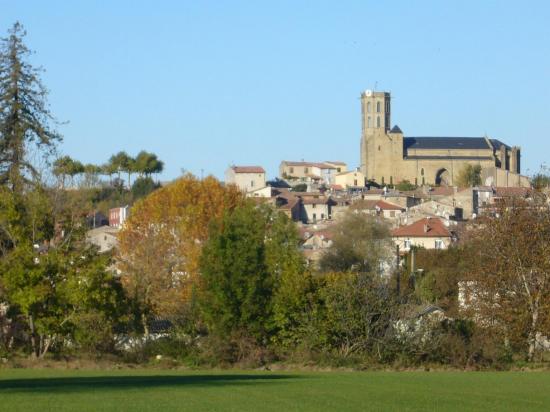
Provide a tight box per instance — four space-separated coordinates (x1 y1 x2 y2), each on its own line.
404 137 491 150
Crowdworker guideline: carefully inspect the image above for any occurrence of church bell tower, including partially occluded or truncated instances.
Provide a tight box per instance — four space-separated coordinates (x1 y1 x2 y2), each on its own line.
360 90 391 179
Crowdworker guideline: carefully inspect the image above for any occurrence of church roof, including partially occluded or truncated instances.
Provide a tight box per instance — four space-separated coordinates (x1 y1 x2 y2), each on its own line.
404 137 492 150
489 139 511 150
390 125 403 134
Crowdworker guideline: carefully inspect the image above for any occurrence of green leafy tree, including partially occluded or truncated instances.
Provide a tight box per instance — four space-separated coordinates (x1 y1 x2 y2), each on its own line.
1 243 124 357
319 211 393 274
52 156 84 188
131 176 159 200
0 22 61 193
199 203 308 349
456 164 482 188
135 150 164 178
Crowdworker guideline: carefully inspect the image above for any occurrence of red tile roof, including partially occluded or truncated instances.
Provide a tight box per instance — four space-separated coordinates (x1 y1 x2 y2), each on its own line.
391 218 451 238
232 166 265 173
376 200 405 211
351 199 404 211
282 161 336 169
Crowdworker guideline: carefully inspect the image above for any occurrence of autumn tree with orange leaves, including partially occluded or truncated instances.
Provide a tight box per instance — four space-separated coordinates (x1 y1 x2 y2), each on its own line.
116 174 244 336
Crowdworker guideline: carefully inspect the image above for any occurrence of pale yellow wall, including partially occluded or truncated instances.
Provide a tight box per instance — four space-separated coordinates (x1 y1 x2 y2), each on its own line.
393 236 451 251
359 90 526 188
225 168 265 192
334 170 365 187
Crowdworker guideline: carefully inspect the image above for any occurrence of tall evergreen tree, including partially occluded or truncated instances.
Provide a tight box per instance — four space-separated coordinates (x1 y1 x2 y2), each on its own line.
0 22 61 192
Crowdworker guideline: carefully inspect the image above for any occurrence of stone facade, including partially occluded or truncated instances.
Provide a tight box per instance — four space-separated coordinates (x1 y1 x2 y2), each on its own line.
225 166 266 193
359 90 529 187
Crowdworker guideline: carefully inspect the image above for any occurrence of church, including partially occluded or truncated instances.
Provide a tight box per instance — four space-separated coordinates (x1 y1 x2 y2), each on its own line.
359 90 529 187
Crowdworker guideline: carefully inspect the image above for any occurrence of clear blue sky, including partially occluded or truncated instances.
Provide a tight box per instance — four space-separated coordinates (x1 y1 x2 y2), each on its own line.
2 1 549 181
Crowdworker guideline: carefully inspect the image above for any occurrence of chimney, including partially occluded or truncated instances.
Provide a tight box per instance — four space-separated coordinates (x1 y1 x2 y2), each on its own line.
423 222 429 233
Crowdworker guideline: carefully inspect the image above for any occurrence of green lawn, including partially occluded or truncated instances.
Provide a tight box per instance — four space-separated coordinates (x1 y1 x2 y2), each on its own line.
0 369 549 411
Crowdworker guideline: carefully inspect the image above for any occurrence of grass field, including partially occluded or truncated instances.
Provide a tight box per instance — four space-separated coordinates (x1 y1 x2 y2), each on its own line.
0 368 549 411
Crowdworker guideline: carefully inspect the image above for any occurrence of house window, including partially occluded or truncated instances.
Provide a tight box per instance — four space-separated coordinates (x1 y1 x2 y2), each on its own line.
415 177 418 185
404 239 411 249
251 180 254 187
312 203 316 208
337 168 341 172
390 176 393 185
289 167 294 174
354 179 358 186
422 177 425 185
367 116 372 128
378 145 381 151
381 176 385 184
312 213 317 222
390 211 395 217
376 101 381 112
421 168 424 176
321 213 325 220
367 102 371 113
435 239 444 249
304 167 309 174
376 116 380 128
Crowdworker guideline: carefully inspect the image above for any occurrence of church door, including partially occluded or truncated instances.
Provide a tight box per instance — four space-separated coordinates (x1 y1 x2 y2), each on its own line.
435 169 451 186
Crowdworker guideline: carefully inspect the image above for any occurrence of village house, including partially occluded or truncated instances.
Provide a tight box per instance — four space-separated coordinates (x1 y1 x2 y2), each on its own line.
391 217 453 251
296 192 335 223
86 225 119 253
225 165 266 193
109 206 129 228
351 199 406 220
279 161 347 186
334 169 366 189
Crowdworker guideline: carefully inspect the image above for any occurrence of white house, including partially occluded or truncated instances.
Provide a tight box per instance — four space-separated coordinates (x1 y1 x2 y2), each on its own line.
225 165 266 193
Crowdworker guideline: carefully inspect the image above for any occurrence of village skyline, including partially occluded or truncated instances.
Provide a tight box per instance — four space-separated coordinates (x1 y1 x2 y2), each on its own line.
1 1 549 181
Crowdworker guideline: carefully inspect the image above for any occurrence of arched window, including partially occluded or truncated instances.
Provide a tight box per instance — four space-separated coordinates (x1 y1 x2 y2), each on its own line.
390 176 393 185
376 116 380 128
415 177 418 185
421 168 424 176
376 101 381 112
367 116 372 128
381 176 385 184
367 102 371 113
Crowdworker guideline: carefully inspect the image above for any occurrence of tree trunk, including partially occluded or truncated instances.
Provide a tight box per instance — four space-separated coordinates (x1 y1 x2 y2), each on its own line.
28 314 38 358
527 306 539 362
142 313 150 340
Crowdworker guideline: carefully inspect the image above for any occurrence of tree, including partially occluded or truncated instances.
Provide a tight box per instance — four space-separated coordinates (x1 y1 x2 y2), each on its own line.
313 271 397 359
135 150 164 178
101 161 117 186
199 203 309 348
131 176 159 200
116 174 244 336
199 204 274 342
395 180 417 192
1 242 124 357
319 211 393 275
0 22 61 193
462 199 550 361
456 164 482 188
52 156 84 188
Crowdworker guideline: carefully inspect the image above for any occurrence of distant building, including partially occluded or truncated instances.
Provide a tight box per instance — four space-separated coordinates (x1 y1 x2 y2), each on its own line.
391 217 453 251
334 169 366 189
279 161 347 185
359 89 529 187
109 206 129 228
86 225 119 253
225 165 266 193
87 211 109 229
